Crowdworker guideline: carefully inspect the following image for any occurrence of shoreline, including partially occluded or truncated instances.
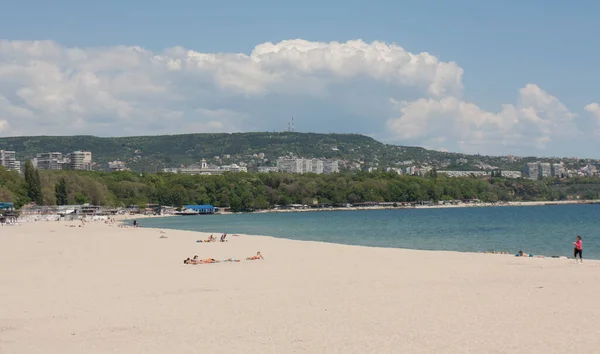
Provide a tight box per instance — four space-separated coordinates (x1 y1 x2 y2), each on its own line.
8 199 598 221
217 199 600 215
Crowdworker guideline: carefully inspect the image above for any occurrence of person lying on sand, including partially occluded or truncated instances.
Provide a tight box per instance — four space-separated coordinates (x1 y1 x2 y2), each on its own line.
184 255 219 264
199 235 216 242
246 251 264 260
222 258 240 262
516 250 533 257
515 250 545 258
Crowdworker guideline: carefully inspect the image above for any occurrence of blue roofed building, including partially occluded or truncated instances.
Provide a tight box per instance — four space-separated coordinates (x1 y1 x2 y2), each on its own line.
0 202 14 210
183 204 216 214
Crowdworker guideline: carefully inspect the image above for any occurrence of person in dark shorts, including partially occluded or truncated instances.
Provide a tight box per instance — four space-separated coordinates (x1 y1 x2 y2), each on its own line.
573 235 583 263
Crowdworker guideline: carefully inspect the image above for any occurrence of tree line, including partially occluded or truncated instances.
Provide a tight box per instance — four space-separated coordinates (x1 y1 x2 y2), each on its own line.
2 163 600 212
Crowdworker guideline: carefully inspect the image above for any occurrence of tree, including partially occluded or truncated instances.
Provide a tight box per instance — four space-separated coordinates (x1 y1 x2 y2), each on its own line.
74 193 89 205
427 167 438 179
24 160 43 205
55 177 69 205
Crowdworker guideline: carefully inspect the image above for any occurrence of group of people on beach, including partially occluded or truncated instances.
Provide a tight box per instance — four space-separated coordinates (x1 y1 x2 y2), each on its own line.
198 233 227 242
184 251 264 265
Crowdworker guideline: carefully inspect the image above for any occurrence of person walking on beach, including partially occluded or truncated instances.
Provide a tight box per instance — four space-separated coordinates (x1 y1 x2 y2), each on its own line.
573 235 583 263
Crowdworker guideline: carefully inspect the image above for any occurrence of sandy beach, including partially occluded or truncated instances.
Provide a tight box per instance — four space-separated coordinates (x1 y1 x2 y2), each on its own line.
2 220 600 353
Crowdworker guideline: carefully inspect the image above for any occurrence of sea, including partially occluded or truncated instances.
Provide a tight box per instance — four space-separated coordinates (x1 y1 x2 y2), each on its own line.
138 204 600 259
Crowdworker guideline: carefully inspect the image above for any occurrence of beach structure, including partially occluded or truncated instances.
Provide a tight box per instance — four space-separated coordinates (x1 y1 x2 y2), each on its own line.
0 202 14 211
176 204 216 215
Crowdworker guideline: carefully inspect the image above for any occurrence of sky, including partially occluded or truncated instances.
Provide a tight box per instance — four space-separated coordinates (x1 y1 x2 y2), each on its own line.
1 0 599 157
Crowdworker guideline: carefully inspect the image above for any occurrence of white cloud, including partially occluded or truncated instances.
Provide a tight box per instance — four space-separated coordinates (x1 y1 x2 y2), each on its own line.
386 84 581 155
585 103 600 136
585 103 600 118
0 38 589 156
0 39 463 138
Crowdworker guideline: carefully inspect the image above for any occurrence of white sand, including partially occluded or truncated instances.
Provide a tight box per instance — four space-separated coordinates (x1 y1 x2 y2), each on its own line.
1 220 600 353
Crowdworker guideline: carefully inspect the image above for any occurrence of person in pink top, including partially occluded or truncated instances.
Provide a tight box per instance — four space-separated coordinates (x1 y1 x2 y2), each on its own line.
573 235 583 263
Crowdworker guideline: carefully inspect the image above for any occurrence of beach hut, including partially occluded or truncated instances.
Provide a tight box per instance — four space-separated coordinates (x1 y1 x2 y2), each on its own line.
0 202 14 211
182 205 215 215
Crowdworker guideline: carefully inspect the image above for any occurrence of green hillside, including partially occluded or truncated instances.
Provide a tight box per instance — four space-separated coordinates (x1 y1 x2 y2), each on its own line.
0 132 578 172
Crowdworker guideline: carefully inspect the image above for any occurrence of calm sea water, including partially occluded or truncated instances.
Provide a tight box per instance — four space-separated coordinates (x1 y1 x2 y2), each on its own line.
138 204 600 259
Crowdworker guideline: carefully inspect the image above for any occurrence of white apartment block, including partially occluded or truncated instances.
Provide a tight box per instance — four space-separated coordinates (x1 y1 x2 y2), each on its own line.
276 158 338 174
276 158 304 173
169 159 248 175
0 150 19 171
258 166 278 173
302 159 312 173
539 162 551 178
323 159 339 174
220 164 247 173
36 152 67 170
551 163 565 177
107 160 129 171
312 159 324 174
438 171 488 178
524 162 539 180
499 171 522 179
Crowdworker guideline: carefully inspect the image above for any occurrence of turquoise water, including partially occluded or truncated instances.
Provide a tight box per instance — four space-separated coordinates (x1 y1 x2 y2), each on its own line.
139 204 599 259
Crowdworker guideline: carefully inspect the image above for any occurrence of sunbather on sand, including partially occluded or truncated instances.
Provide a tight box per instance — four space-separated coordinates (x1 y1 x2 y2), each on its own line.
246 251 264 260
184 256 219 264
516 250 532 257
222 258 240 262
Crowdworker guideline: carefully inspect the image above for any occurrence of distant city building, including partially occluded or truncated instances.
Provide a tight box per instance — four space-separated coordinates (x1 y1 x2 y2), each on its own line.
36 152 67 170
275 158 338 174
166 159 248 175
538 162 551 179
257 166 278 173
107 160 129 172
302 159 313 174
386 167 403 174
524 162 540 180
582 164 598 177
276 158 304 174
0 150 19 171
220 164 247 173
499 171 522 179
323 159 339 174
417 166 433 176
64 151 93 170
311 159 324 174
551 163 565 178
438 171 488 178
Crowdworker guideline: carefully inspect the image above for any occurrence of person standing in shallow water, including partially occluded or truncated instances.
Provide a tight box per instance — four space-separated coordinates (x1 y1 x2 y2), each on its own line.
573 235 583 263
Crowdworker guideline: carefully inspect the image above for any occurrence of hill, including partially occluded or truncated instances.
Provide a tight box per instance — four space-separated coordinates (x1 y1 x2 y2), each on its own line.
0 132 568 172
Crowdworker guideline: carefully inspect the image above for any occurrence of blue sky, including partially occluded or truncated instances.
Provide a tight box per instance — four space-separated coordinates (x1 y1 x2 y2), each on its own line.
1 0 599 157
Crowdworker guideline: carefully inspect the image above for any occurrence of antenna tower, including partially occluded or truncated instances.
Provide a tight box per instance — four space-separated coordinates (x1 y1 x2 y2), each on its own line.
291 117 295 132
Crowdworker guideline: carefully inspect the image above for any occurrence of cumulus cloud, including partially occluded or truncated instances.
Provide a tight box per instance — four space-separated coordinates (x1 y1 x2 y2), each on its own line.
585 103 600 118
585 103 600 136
386 84 581 155
0 39 464 138
0 38 588 156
